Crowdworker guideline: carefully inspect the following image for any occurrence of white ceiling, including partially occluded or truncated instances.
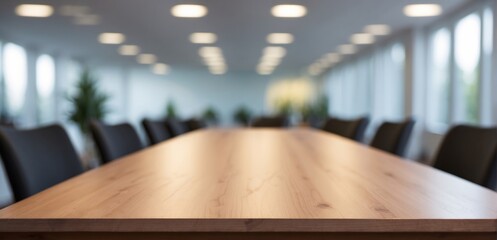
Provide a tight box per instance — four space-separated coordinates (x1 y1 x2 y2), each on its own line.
0 0 472 74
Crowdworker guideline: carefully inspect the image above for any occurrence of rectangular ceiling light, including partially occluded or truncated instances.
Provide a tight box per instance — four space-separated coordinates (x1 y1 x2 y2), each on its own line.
350 33 375 45
199 47 222 58
119 45 140 56
263 46 287 58
404 4 442 17
271 4 307 18
16 4 53 18
267 33 294 44
137 54 157 64
171 4 208 18
210 65 227 75
364 24 391 35
98 33 125 44
325 53 341 64
190 32 217 44
338 44 357 55
152 63 170 75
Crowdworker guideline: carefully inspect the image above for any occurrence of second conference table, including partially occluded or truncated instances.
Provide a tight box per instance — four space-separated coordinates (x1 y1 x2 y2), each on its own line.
0 128 496 240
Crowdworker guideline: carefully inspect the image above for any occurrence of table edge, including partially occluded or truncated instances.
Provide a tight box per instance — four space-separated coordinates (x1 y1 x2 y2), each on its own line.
0 218 495 233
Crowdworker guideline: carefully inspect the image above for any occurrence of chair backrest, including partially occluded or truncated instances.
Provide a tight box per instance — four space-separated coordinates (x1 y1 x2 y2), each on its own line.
433 125 497 187
251 116 288 128
183 118 206 132
166 119 189 137
0 125 83 201
322 117 369 141
370 119 415 157
141 119 171 145
90 121 143 164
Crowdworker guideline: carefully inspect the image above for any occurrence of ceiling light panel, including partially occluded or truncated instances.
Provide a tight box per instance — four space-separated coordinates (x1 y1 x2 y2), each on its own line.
190 32 217 44
210 64 227 75
198 47 227 75
350 33 375 45
119 45 140 56
271 4 307 18
261 57 281 66
199 47 222 58
263 46 287 58
171 4 208 18
16 4 54 18
364 24 391 35
267 33 294 44
308 65 321 76
404 4 442 17
256 46 287 75
325 53 341 63
152 63 170 75
137 54 157 64
338 44 357 55
99 33 125 44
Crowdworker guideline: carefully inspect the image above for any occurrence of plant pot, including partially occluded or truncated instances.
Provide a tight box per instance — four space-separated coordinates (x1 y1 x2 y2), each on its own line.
81 134 99 170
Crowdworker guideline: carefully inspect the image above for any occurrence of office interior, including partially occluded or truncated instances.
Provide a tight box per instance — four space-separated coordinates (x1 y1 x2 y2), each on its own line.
0 0 495 213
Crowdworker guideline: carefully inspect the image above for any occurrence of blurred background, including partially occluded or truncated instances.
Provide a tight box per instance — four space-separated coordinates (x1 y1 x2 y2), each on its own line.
0 0 494 203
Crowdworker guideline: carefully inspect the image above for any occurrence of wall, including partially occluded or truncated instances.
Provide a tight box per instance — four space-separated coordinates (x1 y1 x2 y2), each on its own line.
127 68 271 127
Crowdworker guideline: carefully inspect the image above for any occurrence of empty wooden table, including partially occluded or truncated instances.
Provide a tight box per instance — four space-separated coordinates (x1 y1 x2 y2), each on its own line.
0 128 496 240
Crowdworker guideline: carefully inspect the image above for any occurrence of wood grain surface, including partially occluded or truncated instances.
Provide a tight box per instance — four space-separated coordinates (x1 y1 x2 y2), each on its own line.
0 128 496 233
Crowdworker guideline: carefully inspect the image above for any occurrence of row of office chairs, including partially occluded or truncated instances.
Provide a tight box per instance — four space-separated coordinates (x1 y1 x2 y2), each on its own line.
251 116 289 128
0 118 495 203
93 118 205 163
0 118 203 202
141 118 204 146
251 116 415 157
321 116 497 189
322 117 415 157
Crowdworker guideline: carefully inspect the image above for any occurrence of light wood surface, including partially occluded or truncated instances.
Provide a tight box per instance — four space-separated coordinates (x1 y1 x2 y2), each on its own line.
0 128 496 234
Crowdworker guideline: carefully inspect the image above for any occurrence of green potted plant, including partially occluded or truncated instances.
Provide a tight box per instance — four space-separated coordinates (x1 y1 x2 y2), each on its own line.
165 101 178 119
67 69 109 169
233 106 252 126
308 95 329 127
202 106 219 126
275 100 293 117
299 103 312 126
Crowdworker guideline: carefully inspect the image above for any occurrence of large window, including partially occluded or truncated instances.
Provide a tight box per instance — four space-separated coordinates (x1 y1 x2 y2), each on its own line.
325 40 405 122
428 28 451 129
380 43 405 120
36 54 56 123
427 6 492 131
454 13 481 124
0 41 3 117
2 43 27 117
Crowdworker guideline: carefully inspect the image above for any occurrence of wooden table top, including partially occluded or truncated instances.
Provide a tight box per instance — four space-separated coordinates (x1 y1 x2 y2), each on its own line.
0 128 496 233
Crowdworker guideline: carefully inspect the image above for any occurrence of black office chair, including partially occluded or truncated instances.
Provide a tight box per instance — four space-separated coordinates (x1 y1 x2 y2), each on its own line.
251 116 288 128
166 119 189 137
90 121 143 164
141 119 172 145
183 118 206 132
370 119 415 157
433 125 497 188
322 117 369 141
0 125 83 201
